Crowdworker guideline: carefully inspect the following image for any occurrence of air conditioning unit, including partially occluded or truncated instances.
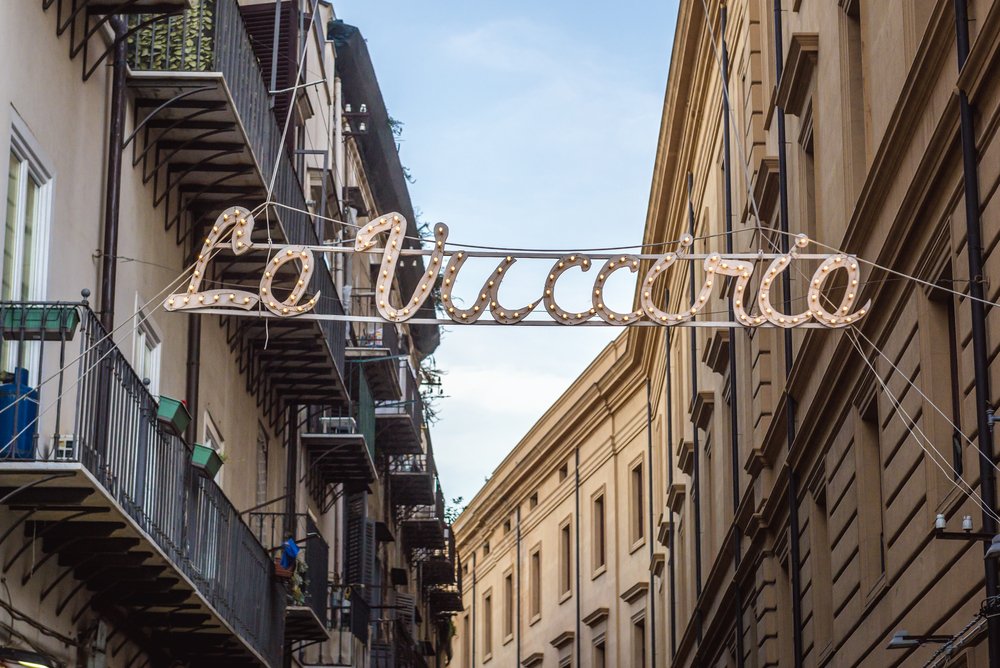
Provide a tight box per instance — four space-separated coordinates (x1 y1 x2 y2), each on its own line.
53 434 75 460
319 416 357 434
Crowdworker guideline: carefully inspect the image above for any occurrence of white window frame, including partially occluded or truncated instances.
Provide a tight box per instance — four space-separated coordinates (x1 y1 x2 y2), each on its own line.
203 411 225 486
132 296 162 397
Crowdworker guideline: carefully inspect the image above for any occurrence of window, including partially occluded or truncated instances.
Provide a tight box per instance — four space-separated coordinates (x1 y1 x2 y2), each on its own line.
928 268 964 479
463 614 471 665
503 569 513 640
204 412 225 485
559 462 569 481
256 424 269 506
3 117 51 305
529 544 542 622
632 616 646 667
593 640 606 668
841 0 871 197
810 486 834 655
593 491 606 573
856 394 886 588
559 518 572 599
483 541 490 557
630 459 645 546
529 492 538 509
482 589 493 660
503 519 511 534
133 306 161 396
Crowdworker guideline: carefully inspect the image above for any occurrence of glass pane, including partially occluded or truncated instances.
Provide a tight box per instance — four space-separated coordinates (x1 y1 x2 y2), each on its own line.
21 175 38 300
4 153 21 301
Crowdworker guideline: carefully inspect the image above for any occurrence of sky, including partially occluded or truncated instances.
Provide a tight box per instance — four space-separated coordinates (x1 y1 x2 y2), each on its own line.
333 0 679 506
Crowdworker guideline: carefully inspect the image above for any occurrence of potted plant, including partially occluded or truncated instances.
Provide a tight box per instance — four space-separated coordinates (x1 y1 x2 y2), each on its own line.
191 443 224 479
1 305 80 341
157 396 191 437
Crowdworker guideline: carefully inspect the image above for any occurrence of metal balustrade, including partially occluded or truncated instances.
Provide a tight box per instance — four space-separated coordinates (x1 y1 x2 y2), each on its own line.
347 292 400 356
0 301 284 665
125 0 347 380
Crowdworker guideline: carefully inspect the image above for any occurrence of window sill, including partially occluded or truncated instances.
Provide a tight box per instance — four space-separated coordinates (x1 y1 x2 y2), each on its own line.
592 564 607 580
529 613 541 627
629 537 646 555
559 590 572 605
483 653 493 664
502 634 513 646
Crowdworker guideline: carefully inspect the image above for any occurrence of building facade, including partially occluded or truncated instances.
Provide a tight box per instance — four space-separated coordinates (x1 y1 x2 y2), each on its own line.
0 1 458 666
453 0 1000 666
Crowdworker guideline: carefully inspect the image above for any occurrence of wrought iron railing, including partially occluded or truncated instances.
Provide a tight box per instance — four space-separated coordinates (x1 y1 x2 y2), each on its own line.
375 361 423 433
0 301 284 665
347 292 400 356
398 485 445 524
246 511 330 628
125 0 347 380
388 452 432 474
330 583 370 645
305 403 375 461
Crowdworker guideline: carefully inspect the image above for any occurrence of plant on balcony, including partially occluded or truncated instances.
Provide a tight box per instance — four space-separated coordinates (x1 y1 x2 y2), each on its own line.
156 396 192 437
127 0 214 72
191 443 224 479
1 305 80 341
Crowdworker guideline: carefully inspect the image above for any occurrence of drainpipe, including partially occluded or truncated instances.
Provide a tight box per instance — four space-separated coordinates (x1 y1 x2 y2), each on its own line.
285 404 299 536
665 324 678 658
516 505 522 667
575 447 582 666
185 316 200 444
687 172 704 644
954 0 1000 662
771 2 804 665
645 379 657 668
471 551 477 667
100 18 128 331
721 4 745 666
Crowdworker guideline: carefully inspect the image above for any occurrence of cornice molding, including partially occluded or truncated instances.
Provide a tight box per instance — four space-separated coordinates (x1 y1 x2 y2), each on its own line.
776 32 818 116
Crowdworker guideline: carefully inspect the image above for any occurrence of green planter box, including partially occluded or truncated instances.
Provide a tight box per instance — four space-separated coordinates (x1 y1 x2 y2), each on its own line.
156 396 191 437
191 443 224 479
2 306 80 341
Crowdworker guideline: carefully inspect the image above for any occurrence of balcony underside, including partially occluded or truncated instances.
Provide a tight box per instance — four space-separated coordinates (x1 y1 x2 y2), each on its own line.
91 0 193 11
427 589 462 617
390 472 434 506
419 559 455 587
285 604 328 642
0 464 270 666
375 414 422 455
128 75 349 410
301 433 376 491
346 353 401 402
399 520 445 552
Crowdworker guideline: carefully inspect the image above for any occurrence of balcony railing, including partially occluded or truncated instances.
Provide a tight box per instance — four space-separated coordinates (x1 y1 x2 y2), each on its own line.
347 292 400 357
247 511 329 631
126 0 347 380
0 301 283 665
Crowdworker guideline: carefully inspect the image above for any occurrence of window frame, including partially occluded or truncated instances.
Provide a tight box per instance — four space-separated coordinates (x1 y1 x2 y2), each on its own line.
592 486 607 578
482 587 493 662
629 456 646 551
559 515 573 602
502 567 514 643
528 542 542 624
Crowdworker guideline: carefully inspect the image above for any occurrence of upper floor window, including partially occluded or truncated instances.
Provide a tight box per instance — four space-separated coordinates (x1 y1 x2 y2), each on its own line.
4 114 52 304
133 303 161 396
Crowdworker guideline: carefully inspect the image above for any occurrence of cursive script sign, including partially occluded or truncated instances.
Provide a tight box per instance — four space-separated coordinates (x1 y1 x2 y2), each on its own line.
164 208 870 329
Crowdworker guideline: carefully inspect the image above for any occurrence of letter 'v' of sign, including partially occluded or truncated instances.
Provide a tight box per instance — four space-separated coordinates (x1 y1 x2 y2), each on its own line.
163 207 871 329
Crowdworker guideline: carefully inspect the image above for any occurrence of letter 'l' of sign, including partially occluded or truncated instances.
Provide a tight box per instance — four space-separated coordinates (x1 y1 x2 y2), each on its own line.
164 208 871 329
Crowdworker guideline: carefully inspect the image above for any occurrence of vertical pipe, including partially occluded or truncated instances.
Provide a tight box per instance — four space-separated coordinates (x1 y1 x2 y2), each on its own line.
471 551 477 667
687 173 704 644
720 5 746 666
665 324 678 658
516 505 522 668
185 315 201 445
645 379 657 668
575 447 582 666
285 405 299 537
954 1 1000 663
772 1 804 665
100 19 127 331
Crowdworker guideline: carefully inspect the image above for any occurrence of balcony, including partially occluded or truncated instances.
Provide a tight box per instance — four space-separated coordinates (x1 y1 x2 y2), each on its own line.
347 293 402 402
0 302 283 666
398 486 445 552
246 511 329 642
388 453 435 507
375 361 424 455
426 584 463 619
300 407 376 504
414 526 456 587
125 0 348 415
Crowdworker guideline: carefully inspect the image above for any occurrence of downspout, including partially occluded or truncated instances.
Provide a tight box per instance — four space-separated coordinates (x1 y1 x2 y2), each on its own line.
645 379 656 668
772 2 804 665
575 447 582 667
100 18 128 331
665 324 678 658
471 551 477 667
285 405 299 536
687 173 704 644
954 0 1000 662
516 505 522 667
721 4 745 666
185 316 200 444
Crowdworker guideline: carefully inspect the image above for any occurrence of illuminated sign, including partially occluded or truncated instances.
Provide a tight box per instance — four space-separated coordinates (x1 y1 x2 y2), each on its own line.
165 207 870 328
